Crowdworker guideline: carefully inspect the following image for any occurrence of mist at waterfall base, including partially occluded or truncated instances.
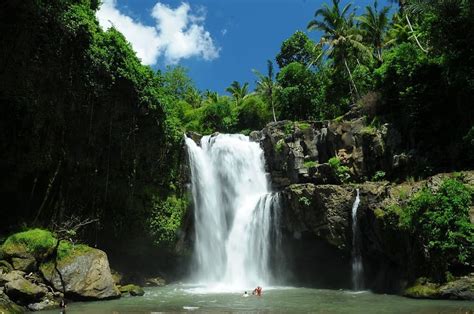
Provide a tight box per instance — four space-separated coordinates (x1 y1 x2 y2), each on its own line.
185 134 283 292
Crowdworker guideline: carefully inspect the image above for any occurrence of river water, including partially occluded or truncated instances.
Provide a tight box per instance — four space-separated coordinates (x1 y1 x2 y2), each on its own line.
39 285 474 313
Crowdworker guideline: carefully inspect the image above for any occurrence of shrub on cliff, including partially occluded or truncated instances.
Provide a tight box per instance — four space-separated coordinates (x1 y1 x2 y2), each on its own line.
400 178 474 281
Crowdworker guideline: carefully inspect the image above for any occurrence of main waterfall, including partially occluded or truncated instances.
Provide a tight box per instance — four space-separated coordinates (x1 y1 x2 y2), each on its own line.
185 134 281 290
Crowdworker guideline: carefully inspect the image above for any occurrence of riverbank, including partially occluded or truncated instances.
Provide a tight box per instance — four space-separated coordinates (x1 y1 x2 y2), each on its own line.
0 229 151 312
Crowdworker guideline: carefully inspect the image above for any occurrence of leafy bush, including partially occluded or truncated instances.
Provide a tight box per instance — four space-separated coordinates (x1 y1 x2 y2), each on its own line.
372 171 386 181
276 62 321 120
328 157 351 183
400 178 474 280
275 139 286 153
148 195 188 247
236 95 271 131
299 196 311 206
304 161 318 168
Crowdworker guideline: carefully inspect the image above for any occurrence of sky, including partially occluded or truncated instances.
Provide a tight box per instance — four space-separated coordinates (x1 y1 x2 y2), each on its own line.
96 0 394 94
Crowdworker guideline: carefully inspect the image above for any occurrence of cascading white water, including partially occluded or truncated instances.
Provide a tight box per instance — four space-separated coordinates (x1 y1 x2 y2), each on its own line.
185 134 281 291
351 188 364 290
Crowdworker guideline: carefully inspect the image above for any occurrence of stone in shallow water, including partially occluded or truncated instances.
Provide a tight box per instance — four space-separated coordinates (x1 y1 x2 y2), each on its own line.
439 275 474 300
5 276 48 304
119 284 145 296
145 276 166 287
27 298 59 311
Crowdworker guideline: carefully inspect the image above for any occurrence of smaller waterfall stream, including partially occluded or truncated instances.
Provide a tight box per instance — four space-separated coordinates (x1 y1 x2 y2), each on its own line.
351 188 364 290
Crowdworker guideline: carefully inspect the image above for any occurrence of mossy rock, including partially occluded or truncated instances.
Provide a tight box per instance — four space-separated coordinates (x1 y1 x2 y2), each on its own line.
0 260 13 273
439 275 474 300
1 229 56 262
0 293 24 314
119 284 145 296
11 256 37 273
40 243 120 300
403 278 440 299
5 277 47 304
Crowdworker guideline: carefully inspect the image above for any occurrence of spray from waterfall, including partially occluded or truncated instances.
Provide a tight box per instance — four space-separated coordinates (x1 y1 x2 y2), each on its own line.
185 134 281 291
351 188 364 290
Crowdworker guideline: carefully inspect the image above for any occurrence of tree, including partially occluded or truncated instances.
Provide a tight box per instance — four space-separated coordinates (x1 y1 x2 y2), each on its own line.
358 0 391 62
226 81 249 105
276 31 321 68
253 60 278 122
307 0 372 99
276 62 320 120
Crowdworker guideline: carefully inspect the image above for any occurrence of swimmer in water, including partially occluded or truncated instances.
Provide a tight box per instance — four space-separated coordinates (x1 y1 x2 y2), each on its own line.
243 291 249 297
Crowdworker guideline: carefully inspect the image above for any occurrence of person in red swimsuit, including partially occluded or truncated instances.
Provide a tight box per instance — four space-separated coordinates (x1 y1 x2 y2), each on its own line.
252 286 262 296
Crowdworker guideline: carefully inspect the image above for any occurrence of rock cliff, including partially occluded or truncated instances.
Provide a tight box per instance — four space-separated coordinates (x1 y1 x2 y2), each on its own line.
250 118 474 297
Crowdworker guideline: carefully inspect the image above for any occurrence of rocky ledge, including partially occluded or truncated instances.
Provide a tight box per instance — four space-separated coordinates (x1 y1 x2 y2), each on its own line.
277 170 474 296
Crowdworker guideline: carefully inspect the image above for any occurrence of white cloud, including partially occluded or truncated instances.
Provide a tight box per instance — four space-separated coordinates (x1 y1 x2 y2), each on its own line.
96 0 220 65
221 28 228 36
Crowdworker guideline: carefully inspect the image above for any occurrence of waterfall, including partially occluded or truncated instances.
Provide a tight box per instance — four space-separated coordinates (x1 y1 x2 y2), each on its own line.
185 134 281 290
351 188 364 290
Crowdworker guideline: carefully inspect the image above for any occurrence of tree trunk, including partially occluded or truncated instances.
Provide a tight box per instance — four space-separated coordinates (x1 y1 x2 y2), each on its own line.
405 14 428 53
344 58 360 100
34 160 62 224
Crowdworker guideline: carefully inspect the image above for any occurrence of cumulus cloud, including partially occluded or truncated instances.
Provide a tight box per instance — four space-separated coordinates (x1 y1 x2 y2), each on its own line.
96 0 220 65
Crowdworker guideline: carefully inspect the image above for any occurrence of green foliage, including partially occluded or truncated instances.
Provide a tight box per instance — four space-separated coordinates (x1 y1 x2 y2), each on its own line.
299 196 312 206
276 31 321 68
372 170 386 181
0 0 189 254
275 139 286 153
304 161 318 168
400 178 474 280
276 62 323 120
236 95 271 131
149 195 188 247
1 229 56 259
328 157 351 183
57 242 91 262
201 97 236 133
284 122 295 135
296 122 312 131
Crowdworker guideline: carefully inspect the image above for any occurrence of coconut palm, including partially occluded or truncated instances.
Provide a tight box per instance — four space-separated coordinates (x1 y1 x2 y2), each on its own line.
358 1 391 62
389 0 428 52
226 81 249 105
307 0 372 99
253 60 278 122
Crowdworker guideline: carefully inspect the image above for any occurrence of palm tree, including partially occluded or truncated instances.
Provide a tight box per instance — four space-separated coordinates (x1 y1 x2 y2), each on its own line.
358 0 391 62
389 0 428 52
226 81 249 105
203 90 220 105
385 12 411 47
253 60 278 122
307 0 372 99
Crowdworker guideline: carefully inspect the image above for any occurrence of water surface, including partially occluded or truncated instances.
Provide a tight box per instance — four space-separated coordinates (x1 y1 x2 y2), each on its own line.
39 284 474 313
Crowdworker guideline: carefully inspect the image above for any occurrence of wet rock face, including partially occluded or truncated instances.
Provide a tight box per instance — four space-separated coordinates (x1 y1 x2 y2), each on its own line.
40 247 120 300
280 184 354 251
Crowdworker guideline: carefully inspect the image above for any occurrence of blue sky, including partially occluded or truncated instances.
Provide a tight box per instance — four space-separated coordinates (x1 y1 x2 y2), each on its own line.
97 0 394 94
